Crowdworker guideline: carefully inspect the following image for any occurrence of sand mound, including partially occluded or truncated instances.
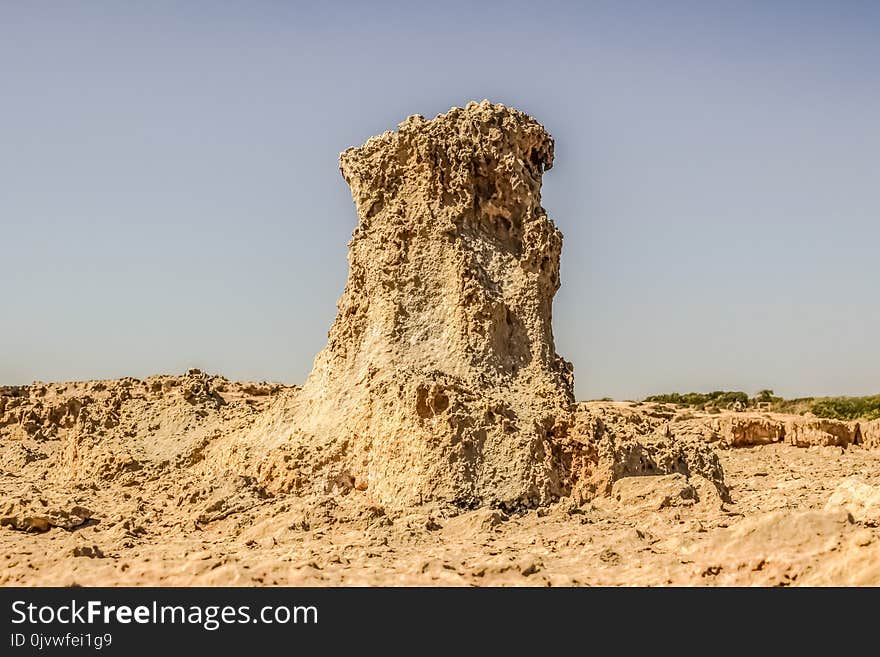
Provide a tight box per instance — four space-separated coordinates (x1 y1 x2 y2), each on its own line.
0 371 291 485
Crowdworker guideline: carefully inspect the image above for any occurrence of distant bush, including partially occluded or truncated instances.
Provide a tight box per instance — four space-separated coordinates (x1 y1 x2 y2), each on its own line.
807 396 880 421
644 390 748 409
754 389 778 403
643 390 880 420
771 397 816 415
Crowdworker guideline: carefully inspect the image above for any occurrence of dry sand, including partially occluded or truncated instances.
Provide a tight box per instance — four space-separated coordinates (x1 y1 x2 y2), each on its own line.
2 376 878 587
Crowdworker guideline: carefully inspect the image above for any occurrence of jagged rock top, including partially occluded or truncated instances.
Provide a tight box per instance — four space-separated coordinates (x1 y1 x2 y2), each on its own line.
339 100 555 239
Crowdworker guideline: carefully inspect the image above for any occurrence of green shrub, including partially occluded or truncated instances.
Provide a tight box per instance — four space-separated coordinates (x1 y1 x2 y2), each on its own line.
644 390 748 408
642 391 880 420
808 396 880 421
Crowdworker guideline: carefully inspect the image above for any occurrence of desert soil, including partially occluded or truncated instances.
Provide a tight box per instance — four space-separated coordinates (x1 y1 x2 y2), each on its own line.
3 374 879 587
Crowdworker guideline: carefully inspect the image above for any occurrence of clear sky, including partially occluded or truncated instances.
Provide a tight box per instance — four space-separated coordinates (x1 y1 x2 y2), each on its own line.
2 1 878 400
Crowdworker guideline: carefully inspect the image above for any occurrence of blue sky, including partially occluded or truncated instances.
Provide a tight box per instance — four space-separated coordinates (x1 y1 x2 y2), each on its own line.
2 1 878 399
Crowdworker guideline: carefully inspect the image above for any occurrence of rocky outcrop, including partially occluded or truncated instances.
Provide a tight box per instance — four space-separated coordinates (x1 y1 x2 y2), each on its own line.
610 474 697 511
656 412 868 450
860 420 880 448
0 372 294 484
718 416 786 447
566 407 729 503
786 418 858 447
685 508 859 585
826 477 880 525
0 498 93 532
261 102 574 509
659 415 785 447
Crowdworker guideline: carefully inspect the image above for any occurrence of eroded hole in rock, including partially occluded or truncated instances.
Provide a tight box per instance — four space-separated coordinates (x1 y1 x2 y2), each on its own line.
415 386 432 419
529 148 544 172
431 391 450 414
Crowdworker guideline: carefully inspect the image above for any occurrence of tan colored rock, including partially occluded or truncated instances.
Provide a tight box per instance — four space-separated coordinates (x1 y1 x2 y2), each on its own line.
254 101 574 508
611 474 696 511
565 406 729 503
663 417 722 444
442 508 508 534
860 419 880 448
826 477 880 525
0 372 291 485
651 413 788 448
72 545 105 558
718 415 785 447
687 508 854 584
0 498 93 532
786 418 857 447
689 474 726 510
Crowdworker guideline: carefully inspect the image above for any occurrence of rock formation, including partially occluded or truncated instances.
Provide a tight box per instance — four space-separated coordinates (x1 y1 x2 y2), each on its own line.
269 101 575 508
719 416 786 447
786 417 859 447
6 101 880 587
826 477 880 526
862 419 880 448
0 371 292 487
567 404 729 502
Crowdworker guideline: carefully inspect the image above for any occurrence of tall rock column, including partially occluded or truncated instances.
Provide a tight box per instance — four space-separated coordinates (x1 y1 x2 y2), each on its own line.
291 101 574 508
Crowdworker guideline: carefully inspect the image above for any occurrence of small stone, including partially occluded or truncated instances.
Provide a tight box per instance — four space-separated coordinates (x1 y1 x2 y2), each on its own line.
519 555 543 576
72 545 104 558
826 477 880 526
611 473 696 511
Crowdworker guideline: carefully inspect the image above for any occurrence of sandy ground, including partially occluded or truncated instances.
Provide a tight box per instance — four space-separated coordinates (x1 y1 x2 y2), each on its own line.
3 382 880 586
